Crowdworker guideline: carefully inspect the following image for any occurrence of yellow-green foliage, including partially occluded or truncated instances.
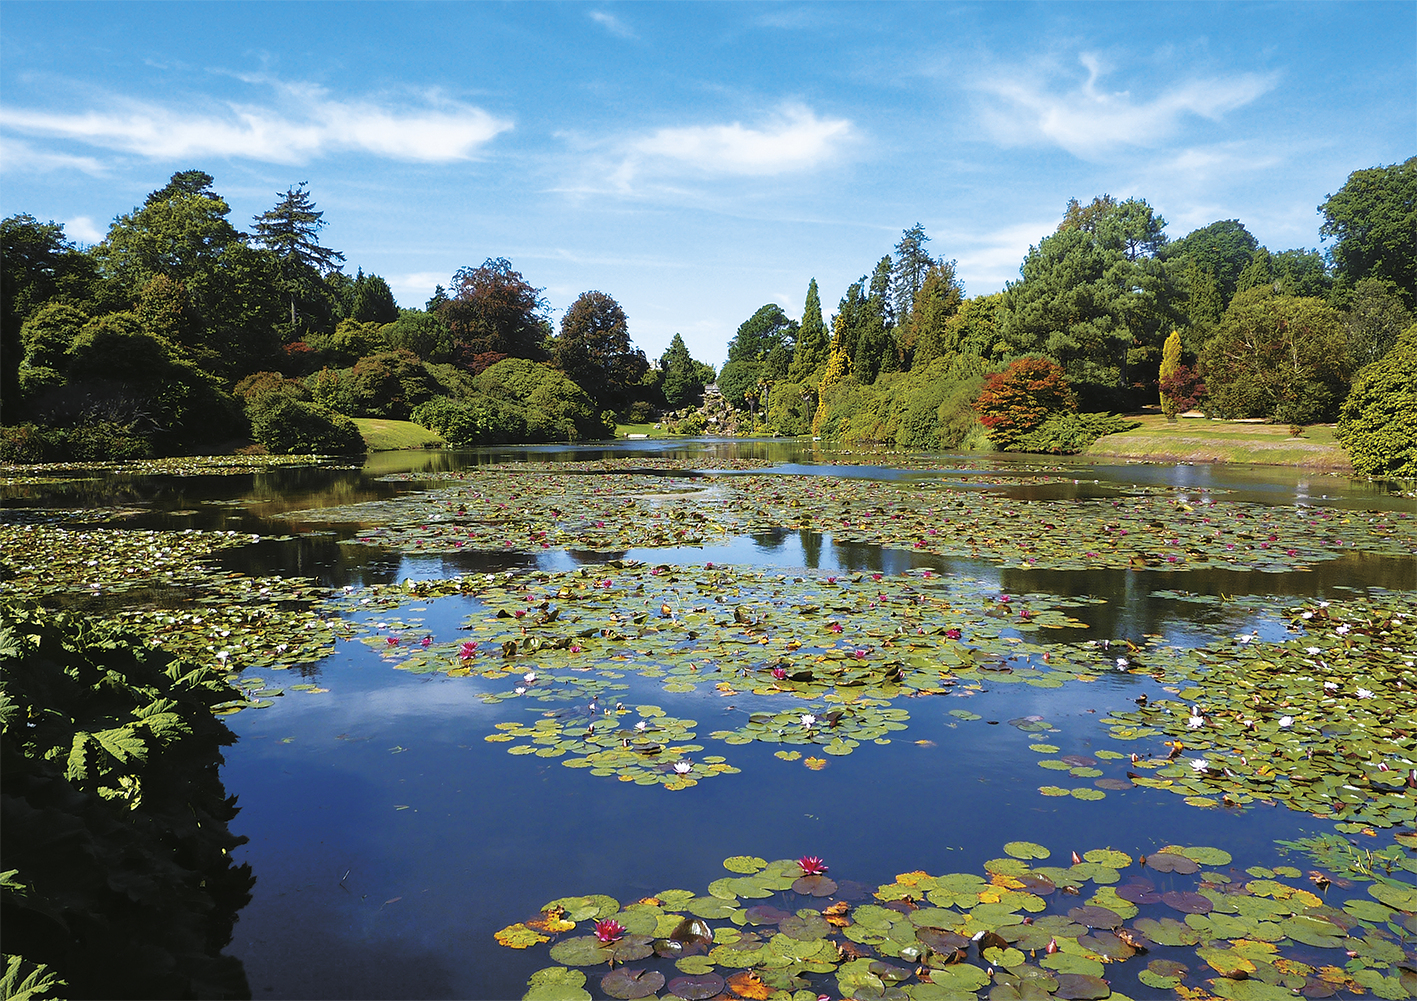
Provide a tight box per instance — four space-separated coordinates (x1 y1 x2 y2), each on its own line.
810 356 994 449
1158 329 1183 418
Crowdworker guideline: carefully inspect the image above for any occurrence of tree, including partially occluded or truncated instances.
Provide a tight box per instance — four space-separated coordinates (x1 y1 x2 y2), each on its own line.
974 356 1076 450
1335 324 1417 477
554 290 648 413
438 258 549 370
1200 288 1351 424
661 333 711 408
1158 329 1183 420
1 215 100 421
892 224 933 325
251 182 345 331
853 255 896 384
998 225 1171 402
1319 156 1416 307
787 279 828 382
1272 249 1331 299
349 269 399 324
903 261 964 368
96 171 241 293
1343 277 1414 367
719 303 797 410
1060 195 1167 261
1162 219 1259 310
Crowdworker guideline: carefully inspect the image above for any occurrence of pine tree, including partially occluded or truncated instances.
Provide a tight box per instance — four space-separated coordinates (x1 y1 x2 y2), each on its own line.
788 278 828 381
252 183 345 329
892 223 932 325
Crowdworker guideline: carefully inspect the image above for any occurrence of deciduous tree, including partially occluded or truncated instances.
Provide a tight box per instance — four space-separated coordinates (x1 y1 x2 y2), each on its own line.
1320 156 1417 307
554 290 647 413
438 258 549 371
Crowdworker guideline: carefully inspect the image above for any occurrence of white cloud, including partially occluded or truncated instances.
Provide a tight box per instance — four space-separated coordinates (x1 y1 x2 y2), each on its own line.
0 137 105 174
0 78 513 165
615 103 853 184
386 271 449 306
588 10 636 39
949 219 1059 292
974 53 1276 159
62 215 105 244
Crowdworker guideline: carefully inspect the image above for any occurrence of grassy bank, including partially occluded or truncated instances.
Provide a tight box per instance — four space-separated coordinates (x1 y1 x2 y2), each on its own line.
353 418 446 451
615 423 672 438
1085 414 1351 470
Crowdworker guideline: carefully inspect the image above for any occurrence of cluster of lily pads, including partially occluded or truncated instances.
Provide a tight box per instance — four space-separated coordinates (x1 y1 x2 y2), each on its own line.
484 704 738 790
0 523 263 600
287 460 1416 573
0 453 349 485
336 563 1105 704
497 840 1417 1001
1090 592 1417 829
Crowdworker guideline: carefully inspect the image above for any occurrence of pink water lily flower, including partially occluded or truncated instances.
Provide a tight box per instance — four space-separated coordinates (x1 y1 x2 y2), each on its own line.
594 919 626 943
458 642 477 659
945 628 962 640
797 855 828 876
772 667 788 680
386 636 399 646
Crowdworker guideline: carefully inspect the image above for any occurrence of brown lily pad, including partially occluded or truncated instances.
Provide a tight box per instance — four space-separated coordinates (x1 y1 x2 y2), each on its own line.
743 904 793 925
601 968 665 1000
1068 905 1123 929
666 973 726 1000
1160 891 1212 914
1115 881 1162 905
1053 972 1112 1000
1145 852 1200 874
792 874 838 896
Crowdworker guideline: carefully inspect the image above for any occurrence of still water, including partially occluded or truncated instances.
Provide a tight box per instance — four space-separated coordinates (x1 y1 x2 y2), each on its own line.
10 440 1412 999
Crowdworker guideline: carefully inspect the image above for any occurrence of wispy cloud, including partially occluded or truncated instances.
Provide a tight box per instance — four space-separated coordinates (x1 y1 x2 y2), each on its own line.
949 219 1061 291
386 271 450 305
974 54 1276 159
588 10 636 39
611 103 853 186
0 137 106 174
0 77 513 165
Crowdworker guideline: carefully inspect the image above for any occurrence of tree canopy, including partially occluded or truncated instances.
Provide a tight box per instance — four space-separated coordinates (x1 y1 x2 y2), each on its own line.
1320 156 1416 307
554 290 647 414
438 258 549 371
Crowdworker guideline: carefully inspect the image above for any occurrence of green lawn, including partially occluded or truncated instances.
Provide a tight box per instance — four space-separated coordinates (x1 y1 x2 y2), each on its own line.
1085 414 1350 470
615 423 672 438
353 418 446 451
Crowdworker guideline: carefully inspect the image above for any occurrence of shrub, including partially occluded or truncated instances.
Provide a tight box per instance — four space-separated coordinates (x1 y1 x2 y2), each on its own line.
0 424 66 463
1011 412 1141 454
974 356 1075 449
250 398 365 454
766 382 813 436
347 349 439 419
0 605 253 999
474 359 612 441
19 302 88 372
410 395 527 447
233 371 309 409
1335 324 1417 477
1158 364 1205 414
621 400 656 424
63 420 152 461
665 412 707 435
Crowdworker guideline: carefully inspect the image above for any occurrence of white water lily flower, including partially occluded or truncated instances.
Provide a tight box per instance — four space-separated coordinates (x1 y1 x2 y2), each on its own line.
1187 714 1204 729
1356 688 1374 699
1301 611 1313 619
1305 647 1321 655
1115 658 1129 669
514 686 526 695
672 760 692 774
523 671 537 682
1191 758 1210 772
635 721 648 731
1335 624 1350 634
1236 634 1253 644
800 714 817 727
1323 680 1338 692
1279 716 1293 727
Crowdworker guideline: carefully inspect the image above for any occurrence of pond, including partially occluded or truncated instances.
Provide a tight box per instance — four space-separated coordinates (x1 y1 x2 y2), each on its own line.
3 439 1414 1001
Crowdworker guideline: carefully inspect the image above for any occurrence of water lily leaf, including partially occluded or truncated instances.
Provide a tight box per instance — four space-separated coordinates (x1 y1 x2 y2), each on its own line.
1160 891 1212 915
1068 906 1123 929
1145 852 1200 875
1280 915 1345 948
496 923 551 949
599 969 664 999
1004 842 1051 860
792 875 837 897
665 972 725 999
547 935 612 966
1051 972 1111 1000
1083 850 1131 868
723 856 768 874
1132 917 1201 946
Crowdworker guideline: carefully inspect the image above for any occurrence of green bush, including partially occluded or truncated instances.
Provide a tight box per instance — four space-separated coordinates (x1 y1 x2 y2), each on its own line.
347 349 439 419
665 412 707 435
250 398 365 454
766 381 813 436
63 420 152 461
19 302 88 372
410 395 528 447
1011 412 1141 454
0 604 253 999
1336 324 1417 478
473 358 611 441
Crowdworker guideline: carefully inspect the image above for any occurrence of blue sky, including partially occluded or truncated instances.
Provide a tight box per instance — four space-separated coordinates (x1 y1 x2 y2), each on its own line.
2 1 1413 367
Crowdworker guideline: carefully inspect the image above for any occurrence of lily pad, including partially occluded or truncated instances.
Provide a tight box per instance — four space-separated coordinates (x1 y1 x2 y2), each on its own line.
599 969 664 999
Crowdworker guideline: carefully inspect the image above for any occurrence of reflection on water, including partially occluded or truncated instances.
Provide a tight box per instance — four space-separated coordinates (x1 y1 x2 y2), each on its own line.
4 439 1412 1000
